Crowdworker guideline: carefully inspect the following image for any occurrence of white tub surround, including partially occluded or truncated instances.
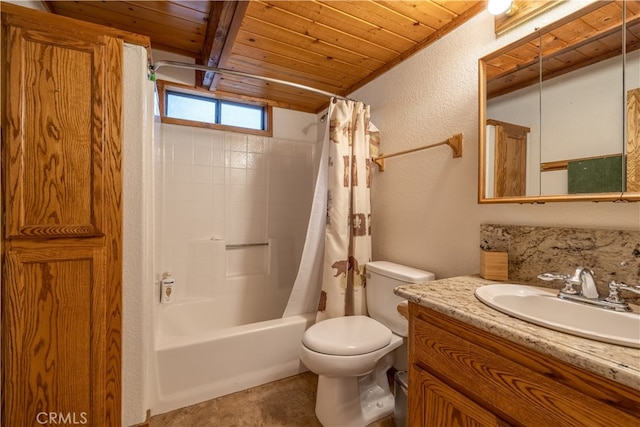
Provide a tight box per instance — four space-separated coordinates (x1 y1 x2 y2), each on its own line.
151 106 321 416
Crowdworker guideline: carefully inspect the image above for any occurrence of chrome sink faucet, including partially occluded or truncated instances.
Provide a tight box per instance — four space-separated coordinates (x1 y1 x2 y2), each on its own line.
538 269 636 312
567 267 599 299
537 267 598 299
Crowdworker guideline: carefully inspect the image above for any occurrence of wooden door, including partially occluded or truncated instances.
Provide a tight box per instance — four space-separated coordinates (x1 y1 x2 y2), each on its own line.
488 119 530 197
1 4 122 426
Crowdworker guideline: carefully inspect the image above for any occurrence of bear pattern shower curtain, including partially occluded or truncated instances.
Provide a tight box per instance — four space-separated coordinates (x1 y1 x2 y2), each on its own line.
317 99 379 321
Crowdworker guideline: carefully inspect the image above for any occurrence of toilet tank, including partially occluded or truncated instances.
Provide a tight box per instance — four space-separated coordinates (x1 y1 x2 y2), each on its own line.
366 261 435 337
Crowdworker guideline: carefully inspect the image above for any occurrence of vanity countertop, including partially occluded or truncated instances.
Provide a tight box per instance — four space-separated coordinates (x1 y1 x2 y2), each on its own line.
395 275 640 391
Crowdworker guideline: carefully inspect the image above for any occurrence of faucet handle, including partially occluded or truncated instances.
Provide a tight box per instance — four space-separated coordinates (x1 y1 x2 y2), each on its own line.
605 280 640 304
537 272 579 295
537 272 569 282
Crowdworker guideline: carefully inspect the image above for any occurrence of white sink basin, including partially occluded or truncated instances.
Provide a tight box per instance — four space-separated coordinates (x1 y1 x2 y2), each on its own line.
475 284 640 348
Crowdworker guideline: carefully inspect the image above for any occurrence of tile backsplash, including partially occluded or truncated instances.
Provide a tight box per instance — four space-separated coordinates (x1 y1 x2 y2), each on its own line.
480 224 640 300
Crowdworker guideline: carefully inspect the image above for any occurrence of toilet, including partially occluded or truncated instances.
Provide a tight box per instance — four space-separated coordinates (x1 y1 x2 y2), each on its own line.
300 261 435 427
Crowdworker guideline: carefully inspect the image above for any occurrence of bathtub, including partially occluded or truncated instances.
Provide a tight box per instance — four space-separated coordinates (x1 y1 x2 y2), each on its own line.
152 298 316 415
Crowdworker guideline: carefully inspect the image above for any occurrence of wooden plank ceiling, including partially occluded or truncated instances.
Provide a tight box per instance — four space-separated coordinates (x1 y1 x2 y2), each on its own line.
485 0 640 99
44 0 485 113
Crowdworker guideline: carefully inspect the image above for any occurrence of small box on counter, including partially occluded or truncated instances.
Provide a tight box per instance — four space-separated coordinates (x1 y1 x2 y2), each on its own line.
480 250 509 281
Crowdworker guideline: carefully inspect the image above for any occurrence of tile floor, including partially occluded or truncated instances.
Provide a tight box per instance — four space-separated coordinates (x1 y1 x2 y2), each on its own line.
148 372 396 427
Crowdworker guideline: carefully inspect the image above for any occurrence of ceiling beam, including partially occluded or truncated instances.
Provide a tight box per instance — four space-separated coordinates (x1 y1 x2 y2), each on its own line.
200 0 248 90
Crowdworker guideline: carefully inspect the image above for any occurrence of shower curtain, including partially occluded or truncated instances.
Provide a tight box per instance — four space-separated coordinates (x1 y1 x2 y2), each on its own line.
282 115 330 318
283 99 378 321
319 99 375 320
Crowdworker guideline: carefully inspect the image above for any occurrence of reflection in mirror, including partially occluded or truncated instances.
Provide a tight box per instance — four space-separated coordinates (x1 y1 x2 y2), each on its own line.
484 34 541 198
539 2 623 196
480 0 640 203
626 1 640 192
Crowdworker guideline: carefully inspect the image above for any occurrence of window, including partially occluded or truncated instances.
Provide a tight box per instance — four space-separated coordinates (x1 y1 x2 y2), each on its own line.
166 92 217 124
157 80 272 136
219 100 264 130
166 91 265 130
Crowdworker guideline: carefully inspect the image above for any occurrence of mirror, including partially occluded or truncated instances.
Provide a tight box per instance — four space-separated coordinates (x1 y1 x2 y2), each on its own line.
479 0 640 203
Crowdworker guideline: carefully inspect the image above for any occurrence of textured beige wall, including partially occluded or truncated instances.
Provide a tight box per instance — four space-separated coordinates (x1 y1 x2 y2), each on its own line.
122 44 155 426
353 3 640 280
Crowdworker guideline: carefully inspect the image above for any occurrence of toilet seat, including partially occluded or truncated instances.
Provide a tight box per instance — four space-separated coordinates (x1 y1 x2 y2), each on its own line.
302 315 392 356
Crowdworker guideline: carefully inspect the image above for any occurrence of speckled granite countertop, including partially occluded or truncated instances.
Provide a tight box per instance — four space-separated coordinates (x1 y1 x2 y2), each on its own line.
395 275 640 391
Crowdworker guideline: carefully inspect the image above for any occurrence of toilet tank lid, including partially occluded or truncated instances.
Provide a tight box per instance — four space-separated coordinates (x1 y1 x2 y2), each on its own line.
366 261 435 283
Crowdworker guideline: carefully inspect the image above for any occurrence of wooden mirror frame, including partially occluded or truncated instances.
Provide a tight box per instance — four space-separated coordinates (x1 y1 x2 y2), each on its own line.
478 1 640 204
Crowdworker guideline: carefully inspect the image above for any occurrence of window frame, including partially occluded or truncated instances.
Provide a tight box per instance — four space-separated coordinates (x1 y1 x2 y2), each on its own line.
157 80 273 137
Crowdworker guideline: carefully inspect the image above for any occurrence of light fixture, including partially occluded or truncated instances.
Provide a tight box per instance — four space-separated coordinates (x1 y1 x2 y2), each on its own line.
488 0 515 16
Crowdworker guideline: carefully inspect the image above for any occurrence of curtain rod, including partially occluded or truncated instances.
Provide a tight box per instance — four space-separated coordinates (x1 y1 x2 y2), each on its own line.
150 60 354 102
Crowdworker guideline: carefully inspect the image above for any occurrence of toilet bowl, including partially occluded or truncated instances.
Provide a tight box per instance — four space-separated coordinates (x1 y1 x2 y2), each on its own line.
300 261 435 427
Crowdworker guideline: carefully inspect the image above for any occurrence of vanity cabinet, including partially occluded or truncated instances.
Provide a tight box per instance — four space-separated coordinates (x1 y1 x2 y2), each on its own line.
408 303 640 426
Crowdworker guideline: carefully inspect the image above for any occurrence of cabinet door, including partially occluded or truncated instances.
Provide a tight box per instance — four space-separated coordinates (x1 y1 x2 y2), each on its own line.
2 247 113 425
3 18 111 239
410 365 508 427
